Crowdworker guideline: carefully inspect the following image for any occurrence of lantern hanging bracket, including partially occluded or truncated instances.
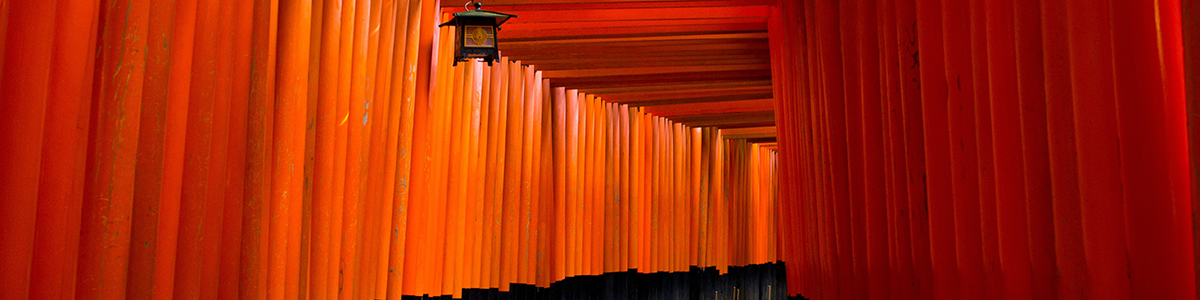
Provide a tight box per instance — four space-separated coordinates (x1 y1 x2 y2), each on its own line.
465 0 483 12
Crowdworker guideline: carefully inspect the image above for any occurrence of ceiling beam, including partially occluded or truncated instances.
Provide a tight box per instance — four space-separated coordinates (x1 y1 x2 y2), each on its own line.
559 76 771 90
745 137 778 144
442 0 777 10
531 58 770 70
579 79 771 94
641 98 774 116
600 85 771 101
502 32 767 45
501 27 766 41
541 64 767 78
501 41 768 56
505 49 769 61
617 93 772 106
500 18 764 31
671 110 775 128
720 126 777 139
479 6 770 23
549 69 770 86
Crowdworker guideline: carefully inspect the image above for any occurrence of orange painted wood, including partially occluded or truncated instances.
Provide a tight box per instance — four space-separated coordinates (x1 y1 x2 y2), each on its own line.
642 99 773 118
150 0 202 298
501 59 525 291
624 103 633 272
537 76 554 287
671 123 682 272
430 21 454 296
0 1 58 297
400 0 439 294
326 1 355 298
28 1 99 299
0 0 862 297
518 65 537 286
355 0 384 295
543 64 767 79
553 87 568 281
592 95 606 275
74 0 151 299
490 59 511 290
501 18 764 32
282 0 313 299
125 0 179 297
652 117 663 273
535 58 770 71
467 61 490 291
565 89 580 278
427 25 455 296
602 103 613 274
629 107 643 273
442 0 773 9
299 0 321 293
243 0 279 298
502 36 766 55
495 6 768 24
385 0 419 297
580 92 594 276
464 60 486 292
166 1 215 298
481 58 507 290
505 32 767 47
549 70 771 91
690 127 702 268
310 0 342 299
441 58 467 298
581 79 771 95
337 0 370 298
526 71 545 285
217 0 257 299
199 1 235 297
366 1 399 297
1110 0 1195 297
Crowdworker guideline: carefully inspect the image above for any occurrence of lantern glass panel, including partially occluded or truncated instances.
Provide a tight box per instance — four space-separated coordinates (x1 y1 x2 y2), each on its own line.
463 25 495 48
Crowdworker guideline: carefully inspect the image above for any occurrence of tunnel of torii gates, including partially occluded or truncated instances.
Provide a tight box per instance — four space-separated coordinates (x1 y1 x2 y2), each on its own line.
1 0 1200 299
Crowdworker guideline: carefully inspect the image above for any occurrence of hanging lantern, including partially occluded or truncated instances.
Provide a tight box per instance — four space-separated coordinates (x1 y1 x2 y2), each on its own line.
439 1 516 66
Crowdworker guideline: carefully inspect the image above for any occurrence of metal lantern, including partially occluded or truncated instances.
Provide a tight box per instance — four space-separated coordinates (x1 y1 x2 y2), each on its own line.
439 1 516 66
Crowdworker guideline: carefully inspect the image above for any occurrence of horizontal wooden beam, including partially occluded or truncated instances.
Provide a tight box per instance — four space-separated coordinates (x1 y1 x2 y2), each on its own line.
579 79 772 94
720 126 777 139
641 99 773 117
720 126 776 136
441 0 776 10
531 58 770 70
501 26 766 41
501 18 764 31
502 32 767 45
501 41 768 57
620 94 772 107
505 49 769 62
522 53 767 64
557 76 772 90
670 110 775 128
484 6 769 23
601 85 771 101
541 64 767 78
744 137 777 144
506 37 766 50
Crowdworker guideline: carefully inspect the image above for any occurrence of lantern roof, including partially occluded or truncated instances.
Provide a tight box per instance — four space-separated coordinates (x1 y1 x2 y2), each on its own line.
438 9 517 27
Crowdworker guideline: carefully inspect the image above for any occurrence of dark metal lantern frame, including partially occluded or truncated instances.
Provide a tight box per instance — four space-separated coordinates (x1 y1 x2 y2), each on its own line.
438 4 516 66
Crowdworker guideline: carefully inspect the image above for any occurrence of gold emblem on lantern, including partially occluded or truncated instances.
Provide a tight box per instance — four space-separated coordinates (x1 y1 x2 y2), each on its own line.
464 25 494 48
